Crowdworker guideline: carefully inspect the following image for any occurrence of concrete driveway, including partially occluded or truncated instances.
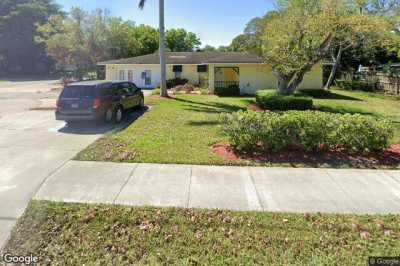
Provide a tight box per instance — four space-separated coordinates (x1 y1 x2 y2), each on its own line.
0 80 148 249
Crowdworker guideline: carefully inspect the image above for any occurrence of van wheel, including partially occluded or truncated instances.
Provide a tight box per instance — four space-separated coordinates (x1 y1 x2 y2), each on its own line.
105 108 113 123
115 106 123 124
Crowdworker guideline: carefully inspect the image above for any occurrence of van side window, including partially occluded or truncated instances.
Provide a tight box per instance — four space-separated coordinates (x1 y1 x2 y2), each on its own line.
111 84 121 96
121 83 132 94
130 83 139 93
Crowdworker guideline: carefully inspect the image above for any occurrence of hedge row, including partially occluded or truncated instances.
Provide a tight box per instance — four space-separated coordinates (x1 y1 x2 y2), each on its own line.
255 90 313 110
215 85 240 96
220 110 393 153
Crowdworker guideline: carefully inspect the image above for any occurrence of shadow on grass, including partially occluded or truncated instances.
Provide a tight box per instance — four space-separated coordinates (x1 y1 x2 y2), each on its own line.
58 106 149 135
315 105 374 115
172 97 247 113
298 90 363 101
187 120 220 126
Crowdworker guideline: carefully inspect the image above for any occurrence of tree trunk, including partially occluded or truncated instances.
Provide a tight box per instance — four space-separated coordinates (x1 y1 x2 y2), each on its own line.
324 46 343 90
276 71 307 95
159 0 168 97
277 75 291 95
275 33 334 95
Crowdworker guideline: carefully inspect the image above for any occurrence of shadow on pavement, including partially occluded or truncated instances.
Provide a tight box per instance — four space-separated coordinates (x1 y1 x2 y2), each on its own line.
57 106 149 135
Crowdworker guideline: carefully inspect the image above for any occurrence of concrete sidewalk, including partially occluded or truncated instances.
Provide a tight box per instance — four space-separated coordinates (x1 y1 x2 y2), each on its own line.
35 161 400 214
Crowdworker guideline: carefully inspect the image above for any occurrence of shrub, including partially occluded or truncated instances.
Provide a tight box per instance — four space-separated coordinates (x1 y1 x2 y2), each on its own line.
220 111 264 150
215 85 240 96
335 79 375 92
167 78 188 89
255 90 313 111
152 87 161 95
221 110 393 153
200 88 209 95
172 83 195 94
330 114 393 153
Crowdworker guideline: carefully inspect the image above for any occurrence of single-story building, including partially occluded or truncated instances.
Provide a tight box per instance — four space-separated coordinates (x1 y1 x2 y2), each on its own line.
99 52 323 95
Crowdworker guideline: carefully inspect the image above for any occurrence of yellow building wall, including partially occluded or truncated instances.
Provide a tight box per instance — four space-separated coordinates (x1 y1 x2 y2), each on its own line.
105 64 201 87
105 63 323 93
166 65 200 85
238 64 323 95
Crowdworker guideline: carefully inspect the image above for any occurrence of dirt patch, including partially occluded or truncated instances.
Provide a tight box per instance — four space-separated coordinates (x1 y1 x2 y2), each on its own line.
248 102 264 112
76 138 136 162
210 143 241 161
150 94 177 100
210 143 400 169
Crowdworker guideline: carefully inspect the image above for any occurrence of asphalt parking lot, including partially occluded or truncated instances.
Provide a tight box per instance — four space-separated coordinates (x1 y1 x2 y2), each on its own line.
0 80 149 249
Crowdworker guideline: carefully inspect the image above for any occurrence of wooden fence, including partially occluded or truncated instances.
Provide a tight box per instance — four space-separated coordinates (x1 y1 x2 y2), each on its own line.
359 73 400 95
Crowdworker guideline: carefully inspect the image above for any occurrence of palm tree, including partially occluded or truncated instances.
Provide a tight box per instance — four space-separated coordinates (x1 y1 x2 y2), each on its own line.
139 0 168 97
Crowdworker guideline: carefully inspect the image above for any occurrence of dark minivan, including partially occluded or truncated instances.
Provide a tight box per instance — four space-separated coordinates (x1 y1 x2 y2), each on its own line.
56 81 144 123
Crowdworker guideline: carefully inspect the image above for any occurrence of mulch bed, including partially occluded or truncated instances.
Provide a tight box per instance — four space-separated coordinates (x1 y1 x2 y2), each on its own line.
248 102 265 112
210 143 400 169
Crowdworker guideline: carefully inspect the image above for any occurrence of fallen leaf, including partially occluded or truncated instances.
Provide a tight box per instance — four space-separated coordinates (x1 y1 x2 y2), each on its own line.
360 231 372 240
384 230 392 237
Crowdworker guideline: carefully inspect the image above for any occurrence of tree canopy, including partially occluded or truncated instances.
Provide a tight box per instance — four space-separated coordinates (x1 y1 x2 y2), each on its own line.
36 7 202 78
0 0 62 75
1 3 202 77
259 0 396 94
165 28 201 52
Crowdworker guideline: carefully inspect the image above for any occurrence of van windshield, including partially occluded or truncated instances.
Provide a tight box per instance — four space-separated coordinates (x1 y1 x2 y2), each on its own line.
61 85 100 98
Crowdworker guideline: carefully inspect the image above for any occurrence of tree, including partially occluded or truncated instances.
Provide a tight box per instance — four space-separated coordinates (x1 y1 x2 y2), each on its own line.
324 11 394 88
261 0 334 94
139 0 167 97
105 18 140 59
230 34 261 55
165 28 201 52
105 19 158 59
261 0 394 94
199 45 217 52
37 8 110 80
323 0 398 88
0 0 62 75
133 24 159 55
229 11 279 56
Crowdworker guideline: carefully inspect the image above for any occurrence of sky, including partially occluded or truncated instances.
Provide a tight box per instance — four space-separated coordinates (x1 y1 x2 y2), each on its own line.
56 0 276 47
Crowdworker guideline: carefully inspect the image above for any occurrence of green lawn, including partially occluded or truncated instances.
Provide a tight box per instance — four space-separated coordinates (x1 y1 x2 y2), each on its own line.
76 89 400 167
76 95 253 165
310 89 400 143
4 201 399 265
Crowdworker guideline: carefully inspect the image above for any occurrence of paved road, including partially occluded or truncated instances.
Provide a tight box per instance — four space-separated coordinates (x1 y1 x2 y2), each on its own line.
0 80 149 249
36 161 400 214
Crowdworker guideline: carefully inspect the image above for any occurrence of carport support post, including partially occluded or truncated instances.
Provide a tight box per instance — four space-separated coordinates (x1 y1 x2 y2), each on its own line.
209 64 215 94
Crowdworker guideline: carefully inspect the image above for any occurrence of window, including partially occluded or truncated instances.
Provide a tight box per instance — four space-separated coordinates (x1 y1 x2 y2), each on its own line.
119 70 125 80
127 70 134 81
173 65 183 72
61 85 98 98
197 65 208 73
142 70 151 86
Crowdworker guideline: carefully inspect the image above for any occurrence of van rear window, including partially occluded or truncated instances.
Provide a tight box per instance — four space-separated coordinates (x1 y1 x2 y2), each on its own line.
61 85 100 98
